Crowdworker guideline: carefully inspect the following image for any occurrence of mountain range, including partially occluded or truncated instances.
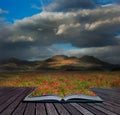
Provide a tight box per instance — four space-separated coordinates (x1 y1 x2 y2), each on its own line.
0 55 119 72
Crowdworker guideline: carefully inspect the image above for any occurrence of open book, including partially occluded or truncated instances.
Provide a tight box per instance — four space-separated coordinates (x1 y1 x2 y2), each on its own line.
24 94 103 103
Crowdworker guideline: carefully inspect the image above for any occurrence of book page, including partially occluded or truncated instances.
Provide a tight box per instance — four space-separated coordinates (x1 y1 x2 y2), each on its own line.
25 88 102 102
24 94 62 102
64 94 103 102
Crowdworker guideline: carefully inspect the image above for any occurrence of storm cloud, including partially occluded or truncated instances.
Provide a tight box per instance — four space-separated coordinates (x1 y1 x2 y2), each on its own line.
68 45 120 64
44 0 99 11
0 0 120 63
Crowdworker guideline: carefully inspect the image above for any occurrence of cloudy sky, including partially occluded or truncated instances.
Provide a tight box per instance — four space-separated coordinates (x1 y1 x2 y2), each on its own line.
0 0 120 64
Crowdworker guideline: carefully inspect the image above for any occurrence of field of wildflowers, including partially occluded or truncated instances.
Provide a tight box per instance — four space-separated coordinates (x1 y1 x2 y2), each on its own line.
0 71 120 97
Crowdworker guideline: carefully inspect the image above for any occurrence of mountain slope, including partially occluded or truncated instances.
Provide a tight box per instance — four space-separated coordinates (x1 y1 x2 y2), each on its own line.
79 55 109 65
37 55 113 71
0 55 117 71
0 58 36 71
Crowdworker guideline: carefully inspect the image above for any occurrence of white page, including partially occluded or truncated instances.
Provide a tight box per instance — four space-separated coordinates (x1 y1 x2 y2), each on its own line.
24 94 62 102
64 94 103 101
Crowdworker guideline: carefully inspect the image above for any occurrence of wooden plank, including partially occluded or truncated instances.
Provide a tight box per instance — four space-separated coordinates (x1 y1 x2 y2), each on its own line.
96 102 120 114
92 91 120 106
12 102 27 115
91 88 120 99
0 88 11 97
10 88 34 115
92 88 120 101
54 103 70 115
0 87 18 98
110 88 120 92
24 103 36 115
88 103 118 115
70 103 94 115
93 92 120 106
79 103 106 115
92 89 120 104
103 101 120 108
36 103 47 115
0 87 120 115
0 88 34 115
45 103 58 115
0 88 26 113
105 101 120 108
0 88 21 105
62 103 82 115
0 87 15 96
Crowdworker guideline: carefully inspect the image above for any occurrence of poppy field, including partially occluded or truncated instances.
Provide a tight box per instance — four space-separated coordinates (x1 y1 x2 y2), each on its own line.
0 71 120 97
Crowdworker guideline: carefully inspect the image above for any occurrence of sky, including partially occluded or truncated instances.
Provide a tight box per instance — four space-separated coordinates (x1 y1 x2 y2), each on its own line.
0 0 120 64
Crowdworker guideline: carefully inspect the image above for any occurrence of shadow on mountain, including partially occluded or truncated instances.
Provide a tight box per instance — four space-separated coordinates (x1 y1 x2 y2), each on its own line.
0 55 119 72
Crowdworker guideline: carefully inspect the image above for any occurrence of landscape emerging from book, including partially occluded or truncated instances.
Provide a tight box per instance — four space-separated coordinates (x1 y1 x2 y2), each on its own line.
0 55 120 97
0 71 120 97
0 0 120 98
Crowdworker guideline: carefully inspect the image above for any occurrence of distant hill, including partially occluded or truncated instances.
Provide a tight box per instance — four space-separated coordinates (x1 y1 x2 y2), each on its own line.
79 55 109 65
0 58 36 71
0 58 31 65
0 55 119 71
36 55 113 71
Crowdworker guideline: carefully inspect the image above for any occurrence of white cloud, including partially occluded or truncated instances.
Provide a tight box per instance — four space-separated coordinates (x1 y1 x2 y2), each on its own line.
0 8 8 14
32 4 41 10
85 16 120 31
56 23 80 35
9 35 34 42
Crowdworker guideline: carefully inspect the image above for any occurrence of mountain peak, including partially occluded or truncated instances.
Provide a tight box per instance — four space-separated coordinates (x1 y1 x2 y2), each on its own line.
0 57 31 65
79 55 108 65
7 57 21 62
52 55 68 59
80 55 97 60
45 55 68 62
0 55 117 71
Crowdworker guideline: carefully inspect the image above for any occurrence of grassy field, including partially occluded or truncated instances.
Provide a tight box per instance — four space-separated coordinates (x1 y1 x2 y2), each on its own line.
0 71 120 97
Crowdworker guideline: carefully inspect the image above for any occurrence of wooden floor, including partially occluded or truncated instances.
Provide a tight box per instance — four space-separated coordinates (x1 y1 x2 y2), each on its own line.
0 87 120 115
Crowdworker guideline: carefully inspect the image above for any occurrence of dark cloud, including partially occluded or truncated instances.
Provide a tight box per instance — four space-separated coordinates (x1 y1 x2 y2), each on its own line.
10 7 120 48
68 45 120 64
0 4 120 63
117 0 120 4
44 0 99 11
0 41 64 60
